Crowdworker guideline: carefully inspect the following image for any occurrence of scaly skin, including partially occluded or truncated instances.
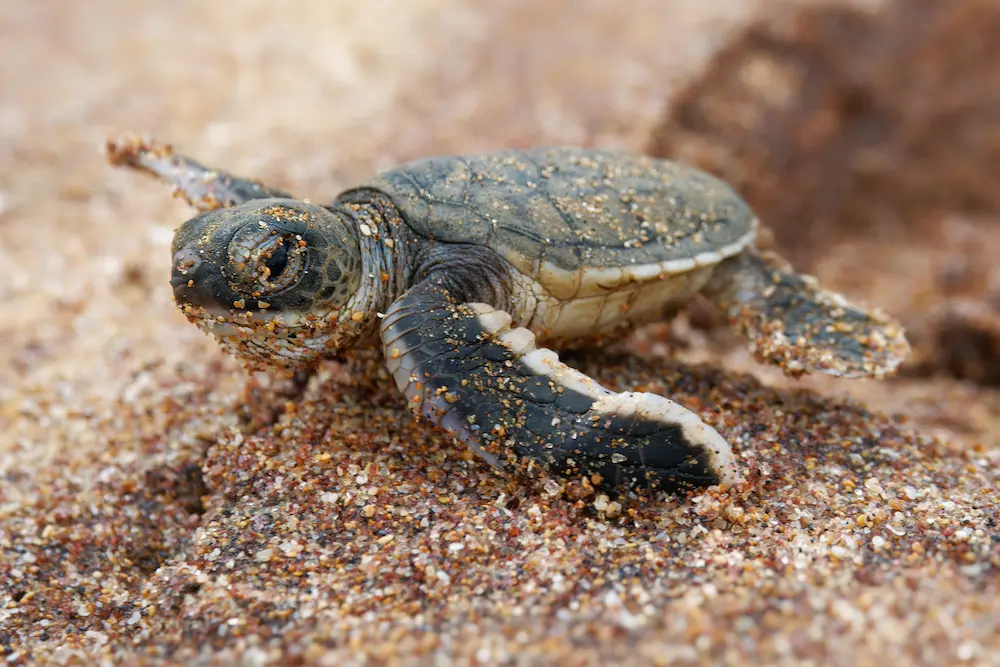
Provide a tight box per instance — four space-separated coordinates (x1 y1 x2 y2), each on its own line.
106 134 911 497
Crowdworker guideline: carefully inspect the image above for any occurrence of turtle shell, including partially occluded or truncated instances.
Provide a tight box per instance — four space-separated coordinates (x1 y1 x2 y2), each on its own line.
354 148 757 299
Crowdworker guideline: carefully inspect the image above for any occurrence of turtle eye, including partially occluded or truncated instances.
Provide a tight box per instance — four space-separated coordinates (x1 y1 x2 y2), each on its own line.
264 240 290 278
229 226 308 298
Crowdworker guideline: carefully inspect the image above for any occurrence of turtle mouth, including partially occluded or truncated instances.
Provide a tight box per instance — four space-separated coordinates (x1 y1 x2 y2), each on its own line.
177 301 295 336
176 300 344 370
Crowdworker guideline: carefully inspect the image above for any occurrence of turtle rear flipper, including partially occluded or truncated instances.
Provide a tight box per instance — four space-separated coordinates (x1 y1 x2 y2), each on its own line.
380 273 740 494
703 250 910 379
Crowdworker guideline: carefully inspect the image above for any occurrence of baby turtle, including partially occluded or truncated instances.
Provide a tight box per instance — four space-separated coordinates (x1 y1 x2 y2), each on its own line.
107 136 909 495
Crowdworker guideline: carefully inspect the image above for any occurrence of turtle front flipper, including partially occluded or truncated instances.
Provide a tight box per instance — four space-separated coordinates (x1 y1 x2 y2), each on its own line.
380 274 740 495
107 134 291 211
703 250 910 379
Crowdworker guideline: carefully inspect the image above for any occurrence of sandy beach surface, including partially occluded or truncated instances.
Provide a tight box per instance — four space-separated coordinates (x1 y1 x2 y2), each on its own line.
2 1 999 665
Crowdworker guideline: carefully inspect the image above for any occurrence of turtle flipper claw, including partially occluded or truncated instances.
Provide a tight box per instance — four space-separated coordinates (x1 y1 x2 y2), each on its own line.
705 250 910 379
380 276 740 494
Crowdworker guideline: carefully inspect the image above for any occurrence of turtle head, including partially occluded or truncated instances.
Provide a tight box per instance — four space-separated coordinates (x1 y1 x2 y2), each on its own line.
170 198 365 370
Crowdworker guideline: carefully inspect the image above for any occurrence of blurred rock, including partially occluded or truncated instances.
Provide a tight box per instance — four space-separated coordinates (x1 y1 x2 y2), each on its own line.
649 0 1000 265
936 298 1000 386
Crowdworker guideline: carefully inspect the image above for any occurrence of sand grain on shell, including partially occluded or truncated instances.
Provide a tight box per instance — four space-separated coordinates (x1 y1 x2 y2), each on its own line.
2 1 999 666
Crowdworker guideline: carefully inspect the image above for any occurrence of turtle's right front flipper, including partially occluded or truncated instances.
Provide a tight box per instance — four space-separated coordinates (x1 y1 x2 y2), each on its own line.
107 134 291 211
380 274 739 495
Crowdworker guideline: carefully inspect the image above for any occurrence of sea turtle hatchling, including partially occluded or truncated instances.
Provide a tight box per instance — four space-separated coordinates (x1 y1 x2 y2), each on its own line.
107 136 909 495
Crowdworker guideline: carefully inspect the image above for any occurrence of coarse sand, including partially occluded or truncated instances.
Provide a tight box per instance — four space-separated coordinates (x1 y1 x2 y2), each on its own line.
2 1 999 665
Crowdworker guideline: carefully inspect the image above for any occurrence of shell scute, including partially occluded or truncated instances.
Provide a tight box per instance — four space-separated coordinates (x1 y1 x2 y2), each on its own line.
356 148 757 296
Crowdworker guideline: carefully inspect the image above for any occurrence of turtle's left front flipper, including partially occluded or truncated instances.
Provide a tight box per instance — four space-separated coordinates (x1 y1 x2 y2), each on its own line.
703 250 910 379
107 134 291 211
380 274 740 495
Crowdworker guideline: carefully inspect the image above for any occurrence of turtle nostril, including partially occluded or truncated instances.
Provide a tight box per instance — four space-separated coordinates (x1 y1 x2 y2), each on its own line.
171 250 202 289
173 249 201 273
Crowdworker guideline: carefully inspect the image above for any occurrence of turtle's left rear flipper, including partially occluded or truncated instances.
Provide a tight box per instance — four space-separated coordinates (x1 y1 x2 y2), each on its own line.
703 250 910 379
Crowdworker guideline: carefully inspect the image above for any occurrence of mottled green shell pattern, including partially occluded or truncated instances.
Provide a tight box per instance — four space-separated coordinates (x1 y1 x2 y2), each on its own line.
355 148 757 294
